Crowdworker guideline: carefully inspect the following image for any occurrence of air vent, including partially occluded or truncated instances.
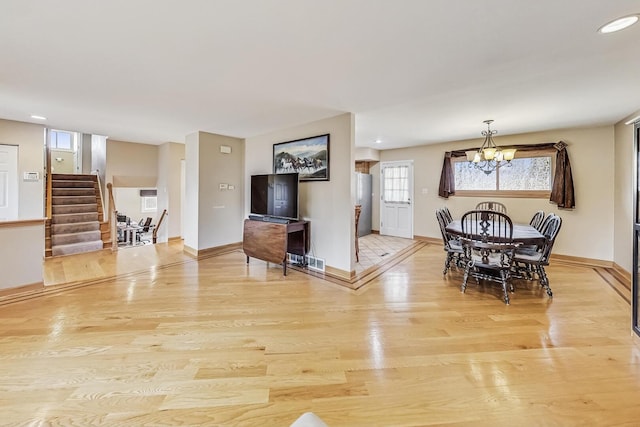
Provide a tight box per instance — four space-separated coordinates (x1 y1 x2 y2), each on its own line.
287 253 325 272
306 255 326 272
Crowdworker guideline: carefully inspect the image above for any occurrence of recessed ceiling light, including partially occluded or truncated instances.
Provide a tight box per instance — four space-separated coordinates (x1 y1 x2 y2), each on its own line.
375 139 382 144
598 14 639 34
30 115 47 120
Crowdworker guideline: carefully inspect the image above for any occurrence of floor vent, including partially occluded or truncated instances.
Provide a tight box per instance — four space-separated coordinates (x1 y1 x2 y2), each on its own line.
287 253 326 272
306 255 326 272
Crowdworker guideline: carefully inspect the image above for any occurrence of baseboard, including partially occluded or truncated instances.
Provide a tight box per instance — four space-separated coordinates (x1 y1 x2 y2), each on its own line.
184 242 242 259
183 245 198 257
324 265 354 280
0 282 44 298
612 263 632 287
371 229 379 235
550 253 613 268
168 236 182 242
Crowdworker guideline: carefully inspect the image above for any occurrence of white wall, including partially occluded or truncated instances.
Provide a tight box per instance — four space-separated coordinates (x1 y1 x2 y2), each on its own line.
0 118 45 219
245 113 355 274
157 142 184 241
184 131 245 251
614 111 639 273
378 125 615 262
113 187 156 225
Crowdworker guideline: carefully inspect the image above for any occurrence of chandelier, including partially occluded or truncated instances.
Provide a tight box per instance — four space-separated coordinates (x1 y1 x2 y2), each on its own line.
465 120 516 175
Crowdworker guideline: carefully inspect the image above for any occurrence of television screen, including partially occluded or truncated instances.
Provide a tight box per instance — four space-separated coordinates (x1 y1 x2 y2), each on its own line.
250 173 299 220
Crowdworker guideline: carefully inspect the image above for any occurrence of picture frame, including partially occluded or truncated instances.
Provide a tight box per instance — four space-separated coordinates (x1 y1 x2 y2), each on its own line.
273 133 330 181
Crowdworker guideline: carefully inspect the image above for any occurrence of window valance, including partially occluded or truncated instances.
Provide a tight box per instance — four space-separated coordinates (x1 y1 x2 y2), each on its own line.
438 141 575 209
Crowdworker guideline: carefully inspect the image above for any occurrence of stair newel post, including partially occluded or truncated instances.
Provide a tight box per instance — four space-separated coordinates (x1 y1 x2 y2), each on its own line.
153 209 167 244
107 183 118 252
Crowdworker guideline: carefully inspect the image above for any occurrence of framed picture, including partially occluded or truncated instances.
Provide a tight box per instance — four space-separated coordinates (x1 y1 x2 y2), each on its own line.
273 133 330 181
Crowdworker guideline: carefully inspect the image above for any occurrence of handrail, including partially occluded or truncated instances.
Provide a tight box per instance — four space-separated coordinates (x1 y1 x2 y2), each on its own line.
45 169 53 219
91 170 106 222
107 183 118 251
153 209 168 244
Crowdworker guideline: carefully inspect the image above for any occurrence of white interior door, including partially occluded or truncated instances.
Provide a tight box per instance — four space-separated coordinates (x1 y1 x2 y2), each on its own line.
380 160 413 239
0 144 19 221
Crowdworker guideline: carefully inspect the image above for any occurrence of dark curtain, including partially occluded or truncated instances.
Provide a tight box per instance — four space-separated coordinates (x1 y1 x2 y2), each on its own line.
438 152 455 198
438 141 575 208
550 141 575 209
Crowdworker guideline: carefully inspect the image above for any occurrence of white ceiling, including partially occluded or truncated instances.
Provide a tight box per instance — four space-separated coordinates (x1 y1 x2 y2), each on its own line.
1 0 639 149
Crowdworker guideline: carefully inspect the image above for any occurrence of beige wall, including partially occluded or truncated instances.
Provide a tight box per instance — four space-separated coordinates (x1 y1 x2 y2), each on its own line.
106 139 158 188
0 221 44 289
378 125 615 262
0 118 46 219
184 131 245 251
157 142 184 241
50 149 75 174
245 113 355 274
613 110 639 273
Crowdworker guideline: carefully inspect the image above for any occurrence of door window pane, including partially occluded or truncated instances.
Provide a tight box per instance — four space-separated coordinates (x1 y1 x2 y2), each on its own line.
383 165 410 203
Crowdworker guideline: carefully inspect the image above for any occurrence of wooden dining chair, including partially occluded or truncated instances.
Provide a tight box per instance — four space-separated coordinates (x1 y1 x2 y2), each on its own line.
512 214 562 298
435 208 463 274
460 210 519 304
441 206 453 224
475 201 507 214
529 210 545 229
461 209 513 243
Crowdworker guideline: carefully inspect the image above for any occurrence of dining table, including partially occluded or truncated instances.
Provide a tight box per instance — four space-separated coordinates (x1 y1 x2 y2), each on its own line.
445 219 545 246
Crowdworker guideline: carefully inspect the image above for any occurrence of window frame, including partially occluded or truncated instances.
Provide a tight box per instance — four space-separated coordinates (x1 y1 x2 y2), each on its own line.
452 148 555 199
50 129 76 151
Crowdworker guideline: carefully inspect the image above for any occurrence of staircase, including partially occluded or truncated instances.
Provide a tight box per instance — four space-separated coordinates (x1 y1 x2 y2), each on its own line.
48 174 106 257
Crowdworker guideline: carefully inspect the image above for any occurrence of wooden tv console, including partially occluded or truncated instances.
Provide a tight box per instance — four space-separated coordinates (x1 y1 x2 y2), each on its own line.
242 218 310 276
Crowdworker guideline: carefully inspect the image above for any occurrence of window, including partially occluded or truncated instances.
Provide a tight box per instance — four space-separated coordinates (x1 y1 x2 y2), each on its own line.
382 164 410 203
453 152 553 198
50 130 74 150
140 189 157 213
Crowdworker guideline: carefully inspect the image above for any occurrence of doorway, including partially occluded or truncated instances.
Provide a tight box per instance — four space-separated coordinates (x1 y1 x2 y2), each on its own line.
0 144 18 221
379 160 413 239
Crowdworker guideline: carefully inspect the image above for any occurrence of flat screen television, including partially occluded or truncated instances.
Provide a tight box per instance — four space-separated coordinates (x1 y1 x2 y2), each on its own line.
250 173 299 220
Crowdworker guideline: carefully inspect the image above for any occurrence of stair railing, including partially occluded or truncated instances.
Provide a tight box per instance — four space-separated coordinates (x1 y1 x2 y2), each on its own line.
45 169 53 219
107 183 118 251
91 170 106 220
153 209 168 243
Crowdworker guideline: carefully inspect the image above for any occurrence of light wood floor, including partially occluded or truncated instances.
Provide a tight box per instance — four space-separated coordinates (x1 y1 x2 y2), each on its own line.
1 243 639 425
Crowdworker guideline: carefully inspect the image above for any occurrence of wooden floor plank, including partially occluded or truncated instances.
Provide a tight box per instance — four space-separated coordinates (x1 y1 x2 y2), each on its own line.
0 243 638 425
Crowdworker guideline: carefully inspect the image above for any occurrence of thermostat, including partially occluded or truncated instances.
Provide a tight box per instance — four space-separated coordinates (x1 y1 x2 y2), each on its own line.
23 172 39 181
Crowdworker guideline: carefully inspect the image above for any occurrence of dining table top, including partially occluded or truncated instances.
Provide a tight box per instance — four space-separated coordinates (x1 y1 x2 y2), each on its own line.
445 219 546 245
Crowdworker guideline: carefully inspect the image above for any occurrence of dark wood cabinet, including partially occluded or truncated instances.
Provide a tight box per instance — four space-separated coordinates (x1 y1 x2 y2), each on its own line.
242 219 310 275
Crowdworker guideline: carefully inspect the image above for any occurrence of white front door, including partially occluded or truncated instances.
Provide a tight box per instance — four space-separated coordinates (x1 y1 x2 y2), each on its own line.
380 160 413 239
0 144 19 221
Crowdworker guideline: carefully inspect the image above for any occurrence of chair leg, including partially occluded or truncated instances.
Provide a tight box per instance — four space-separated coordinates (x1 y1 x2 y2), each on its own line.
500 270 510 305
461 261 471 293
443 252 452 275
537 265 553 298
